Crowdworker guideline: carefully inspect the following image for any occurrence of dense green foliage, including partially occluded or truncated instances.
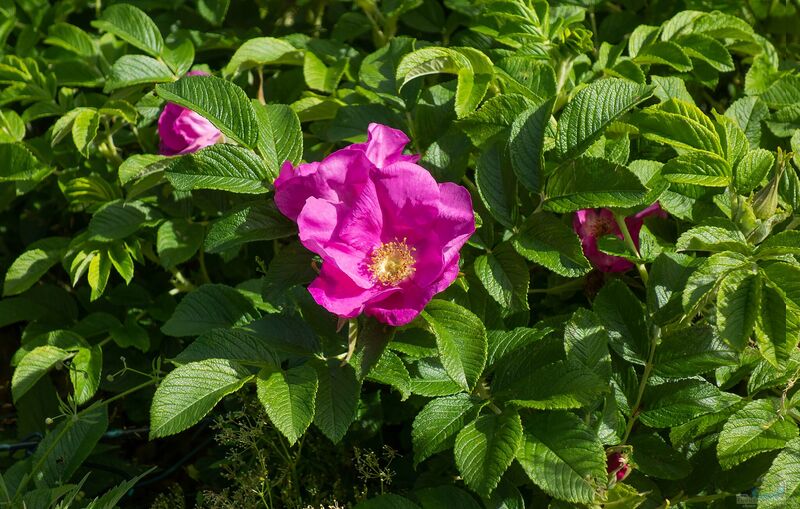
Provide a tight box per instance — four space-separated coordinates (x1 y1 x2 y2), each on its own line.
2 0 800 508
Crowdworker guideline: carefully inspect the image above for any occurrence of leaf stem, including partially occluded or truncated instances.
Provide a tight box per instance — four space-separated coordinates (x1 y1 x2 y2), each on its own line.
621 325 660 444
613 212 648 284
528 277 585 294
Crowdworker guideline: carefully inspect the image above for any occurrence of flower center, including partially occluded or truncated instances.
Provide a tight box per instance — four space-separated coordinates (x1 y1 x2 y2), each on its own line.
368 239 416 286
588 214 617 237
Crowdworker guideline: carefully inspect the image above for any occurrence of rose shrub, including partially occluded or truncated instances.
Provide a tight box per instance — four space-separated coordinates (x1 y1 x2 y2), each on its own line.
2 1 800 508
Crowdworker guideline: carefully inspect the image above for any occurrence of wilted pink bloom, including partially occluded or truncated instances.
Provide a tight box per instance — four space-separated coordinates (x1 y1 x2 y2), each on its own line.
158 71 222 156
275 123 475 326
573 204 666 272
606 452 631 481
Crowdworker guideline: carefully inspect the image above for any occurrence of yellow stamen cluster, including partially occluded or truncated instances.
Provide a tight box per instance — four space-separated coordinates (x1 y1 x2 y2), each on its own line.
368 238 416 286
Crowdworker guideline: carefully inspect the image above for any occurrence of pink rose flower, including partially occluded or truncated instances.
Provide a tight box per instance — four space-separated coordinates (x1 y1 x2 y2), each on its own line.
606 452 631 481
158 71 222 156
274 123 475 326
573 203 666 272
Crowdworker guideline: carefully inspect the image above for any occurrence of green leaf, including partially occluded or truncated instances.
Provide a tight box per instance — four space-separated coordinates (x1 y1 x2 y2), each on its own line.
648 252 697 325
715 114 748 166
653 325 737 377
104 55 175 92
516 411 606 504
593 280 649 365
252 102 303 181
497 360 606 409
725 96 769 148
174 327 278 366
511 211 591 277
354 495 421 509
735 148 775 195
717 399 798 470
110 316 149 352
11 345 71 403
108 242 134 284
422 299 487 392
564 308 611 380
474 243 529 311
758 279 796 367
0 143 47 182
70 108 99 156
88 251 111 301
303 46 347 94
717 268 761 350
359 37 415 98
256 364 317 444
203 200 294 253
3 237 68 296
639 378 741 428
88 200 148 241
162 39 195 76
676 219 750 254
197 0 230 26
157 219 204 269
45 23 95 57
675 33 733 71
454 411 523 497
313 359 361 443
628 432 691 480
0 109 25 143
29 405 108 485
416 486 481 509
164 144 269 194
348 317 395 382
475 143 517 228
409 358 463 397
84 468 155 509
150 359 252 439
92 4 163 57
69 345 102 406
682 251 749 316
756 231 800 257
761 76 800 109
662 150 732 187
634 41 693 71
412 393 481 466
156 75 258 148
458 94 533 147
366 350 411 400
556 78 653 159
509 98 554 193
757 436 800 508
161 284 259 337
397 46 494 118
633 106 721 154
543 157 648 213
244 314 321 355
224 37 302 76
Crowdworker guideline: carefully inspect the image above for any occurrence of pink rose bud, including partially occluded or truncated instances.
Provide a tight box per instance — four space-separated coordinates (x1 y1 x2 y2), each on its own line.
606 452 631 481
157 71 222 156
274 123 475 326
573 203 667 273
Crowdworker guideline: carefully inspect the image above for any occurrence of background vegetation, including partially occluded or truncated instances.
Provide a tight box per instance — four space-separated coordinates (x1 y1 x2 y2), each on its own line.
2 0 800 507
